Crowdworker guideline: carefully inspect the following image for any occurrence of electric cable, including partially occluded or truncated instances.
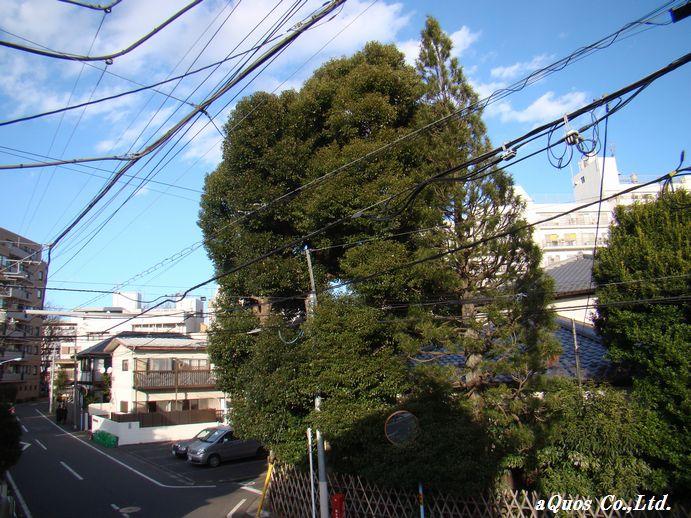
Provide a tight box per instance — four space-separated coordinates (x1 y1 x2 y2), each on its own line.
42 0 345 252
48 0 306 273
66 0 671 306
94 99 690 333
18 11 109 235
58 0 122 12
0 146 202 194
0 0 205 63
0 1 675 172
43 0 253 249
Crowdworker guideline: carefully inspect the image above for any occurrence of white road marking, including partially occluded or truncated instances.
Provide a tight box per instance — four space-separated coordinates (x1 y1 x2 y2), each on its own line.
227 498 247 517
19 441 31 451
111 504 120 511
6 471 32 518
60 461 84 481
240 485 262 495
21 424 28 433
34 439 47 450
35 409 216 489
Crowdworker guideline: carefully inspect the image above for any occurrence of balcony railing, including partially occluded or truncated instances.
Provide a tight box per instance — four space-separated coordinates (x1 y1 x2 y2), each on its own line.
133 369 215 390
0 372 25 383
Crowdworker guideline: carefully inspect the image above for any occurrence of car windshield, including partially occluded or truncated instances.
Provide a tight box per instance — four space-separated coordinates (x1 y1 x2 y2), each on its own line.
194 428 215 440
199 429 226 443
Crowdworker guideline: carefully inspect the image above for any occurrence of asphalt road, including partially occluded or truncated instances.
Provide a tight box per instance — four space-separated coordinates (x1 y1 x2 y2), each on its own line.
8 402 267 518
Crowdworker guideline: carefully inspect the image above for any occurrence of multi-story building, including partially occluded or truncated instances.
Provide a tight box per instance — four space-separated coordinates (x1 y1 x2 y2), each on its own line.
0 227 47 401
519 155 690 266
54 292 206 362
79 331 226 444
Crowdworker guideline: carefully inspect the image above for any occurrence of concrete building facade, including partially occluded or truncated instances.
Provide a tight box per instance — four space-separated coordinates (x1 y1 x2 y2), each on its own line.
0 227 47 401
519 156 690 266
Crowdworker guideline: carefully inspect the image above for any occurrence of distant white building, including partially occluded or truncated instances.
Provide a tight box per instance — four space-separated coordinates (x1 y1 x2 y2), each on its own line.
57 292 206 360
519 155 690 266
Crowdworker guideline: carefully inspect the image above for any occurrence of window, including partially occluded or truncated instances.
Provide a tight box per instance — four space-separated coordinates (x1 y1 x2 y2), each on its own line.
148 358 172 371
38 271 44 280
36 289 43 299
120 401 128 413
122 360 129 371
176 359 209 371
580 176 586 184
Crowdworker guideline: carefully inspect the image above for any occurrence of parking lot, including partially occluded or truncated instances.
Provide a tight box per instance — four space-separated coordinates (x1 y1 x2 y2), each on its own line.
115 440 268 486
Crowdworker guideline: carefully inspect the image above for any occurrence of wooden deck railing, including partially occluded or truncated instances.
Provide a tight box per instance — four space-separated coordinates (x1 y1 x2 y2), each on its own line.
133 369 215 390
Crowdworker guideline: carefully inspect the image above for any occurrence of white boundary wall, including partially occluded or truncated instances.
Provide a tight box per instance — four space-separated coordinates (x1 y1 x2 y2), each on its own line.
91 414 220 445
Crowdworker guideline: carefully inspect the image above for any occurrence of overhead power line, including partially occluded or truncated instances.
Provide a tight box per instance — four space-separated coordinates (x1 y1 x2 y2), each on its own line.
0 0 204 63
0 1 674 174
86 54 690 334
0 35 286 128
68 2 678 305
47 0 305 274
43 0 345 251
58 0 122 12
0 147 201 199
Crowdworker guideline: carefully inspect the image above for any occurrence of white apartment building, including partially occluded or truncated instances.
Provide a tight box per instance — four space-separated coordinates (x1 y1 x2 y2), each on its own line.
519 155 690 266
56 292 206 360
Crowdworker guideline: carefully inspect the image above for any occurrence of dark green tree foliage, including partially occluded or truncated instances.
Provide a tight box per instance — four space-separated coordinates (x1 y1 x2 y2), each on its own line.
526 380 667 499
0 389 21 475
593 189 691 492
199 43 428 302
201 18 554 491
208 298 410 462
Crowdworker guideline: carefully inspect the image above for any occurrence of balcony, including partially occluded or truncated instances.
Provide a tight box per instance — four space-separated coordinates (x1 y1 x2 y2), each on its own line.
0 348 25 362
0 286 31 302
133 370 215 390
0 372 25 383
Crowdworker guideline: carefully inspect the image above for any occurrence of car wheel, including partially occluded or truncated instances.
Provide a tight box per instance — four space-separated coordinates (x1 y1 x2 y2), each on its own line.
207 454 221 468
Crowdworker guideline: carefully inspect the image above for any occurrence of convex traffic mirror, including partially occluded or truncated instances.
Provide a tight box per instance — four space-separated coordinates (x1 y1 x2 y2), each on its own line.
384 410 419 446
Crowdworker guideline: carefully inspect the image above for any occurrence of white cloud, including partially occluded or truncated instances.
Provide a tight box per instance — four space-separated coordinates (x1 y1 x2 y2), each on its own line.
134 186 150 197
1 0 414 167
491 91 588 124
490 54 552 81
398 39 420 66
469 79 507 100
450 26 480 57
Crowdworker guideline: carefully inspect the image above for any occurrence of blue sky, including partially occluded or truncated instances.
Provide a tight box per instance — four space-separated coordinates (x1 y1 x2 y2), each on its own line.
0 0 689 311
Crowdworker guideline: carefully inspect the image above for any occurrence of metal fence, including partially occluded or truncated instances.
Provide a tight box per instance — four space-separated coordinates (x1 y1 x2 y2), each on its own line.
268 465 688 518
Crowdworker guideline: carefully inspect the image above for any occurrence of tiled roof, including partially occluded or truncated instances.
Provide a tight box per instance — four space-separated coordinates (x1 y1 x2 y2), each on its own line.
545 254 594 295
414 317 612 382
76 331 194 358
548 317 612 379
114 336 206 350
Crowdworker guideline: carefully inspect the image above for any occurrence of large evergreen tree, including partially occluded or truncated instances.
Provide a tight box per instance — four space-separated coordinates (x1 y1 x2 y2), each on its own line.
593 189 691 493
200 18 554 491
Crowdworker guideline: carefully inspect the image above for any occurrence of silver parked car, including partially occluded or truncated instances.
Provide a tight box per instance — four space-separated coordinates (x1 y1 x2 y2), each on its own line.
186 426 261 467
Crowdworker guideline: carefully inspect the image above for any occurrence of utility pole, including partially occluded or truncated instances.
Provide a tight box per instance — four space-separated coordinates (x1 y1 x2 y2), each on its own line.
73 355 79 430
305 247 328 518
48 344 56 414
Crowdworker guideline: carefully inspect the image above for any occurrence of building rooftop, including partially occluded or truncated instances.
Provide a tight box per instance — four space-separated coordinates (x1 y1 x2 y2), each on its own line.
414 317 612 382
545 254 594 296
76 331 196 358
